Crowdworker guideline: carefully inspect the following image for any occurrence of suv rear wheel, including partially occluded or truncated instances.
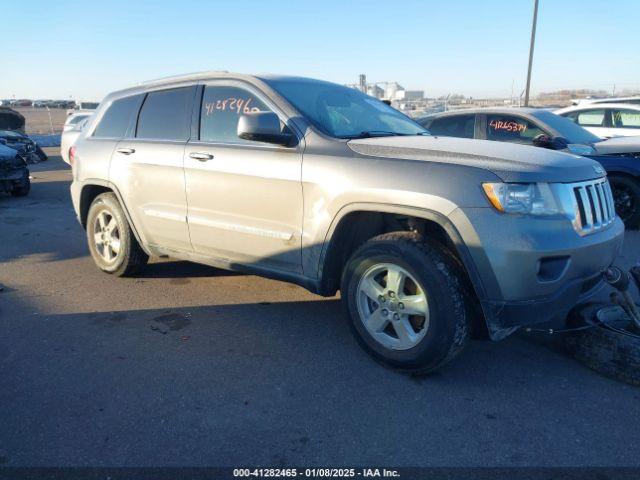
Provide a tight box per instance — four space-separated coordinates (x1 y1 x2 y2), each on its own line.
341 232 470 374
86 192 148 276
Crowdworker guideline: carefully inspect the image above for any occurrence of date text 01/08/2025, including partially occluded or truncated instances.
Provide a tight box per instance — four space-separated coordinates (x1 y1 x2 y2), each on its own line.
232 468 401 478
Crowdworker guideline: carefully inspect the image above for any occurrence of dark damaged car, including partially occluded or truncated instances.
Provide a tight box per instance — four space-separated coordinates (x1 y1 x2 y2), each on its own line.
0 143 30 196
0 107 47 163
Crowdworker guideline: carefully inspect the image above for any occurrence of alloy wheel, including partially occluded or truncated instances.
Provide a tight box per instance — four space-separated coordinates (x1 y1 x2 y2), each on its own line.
356 263 430 350
92 209 121 264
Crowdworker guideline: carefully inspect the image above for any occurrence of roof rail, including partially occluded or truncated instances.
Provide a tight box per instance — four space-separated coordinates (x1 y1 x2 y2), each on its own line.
137 70 231 87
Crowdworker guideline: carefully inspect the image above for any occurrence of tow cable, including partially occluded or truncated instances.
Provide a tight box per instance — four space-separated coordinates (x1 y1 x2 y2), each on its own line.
525 265 640 336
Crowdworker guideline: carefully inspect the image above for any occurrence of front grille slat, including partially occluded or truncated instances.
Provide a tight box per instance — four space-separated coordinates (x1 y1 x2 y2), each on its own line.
578 187 593 228
570 178 615 236
588 185 602 225
595 183 606 222
604 181 615 219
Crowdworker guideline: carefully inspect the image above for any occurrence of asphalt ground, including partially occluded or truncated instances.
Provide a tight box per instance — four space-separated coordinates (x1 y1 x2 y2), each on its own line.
1 150 639 468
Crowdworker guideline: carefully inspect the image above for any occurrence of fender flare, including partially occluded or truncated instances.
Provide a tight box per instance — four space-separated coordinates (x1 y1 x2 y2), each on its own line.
317 202 490 303
606 167 640 179
79 179 151 256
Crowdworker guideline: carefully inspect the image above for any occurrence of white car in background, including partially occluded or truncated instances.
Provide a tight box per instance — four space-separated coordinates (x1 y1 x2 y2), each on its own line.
63 112 92 132
66 101 100 116
60 114 92 164
570 96 640 106
555 103 640 138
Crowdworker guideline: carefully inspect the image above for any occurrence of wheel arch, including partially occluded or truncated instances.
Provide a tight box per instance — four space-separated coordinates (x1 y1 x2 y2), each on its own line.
607 169 640 181
78 180 150 255
317 203 487 305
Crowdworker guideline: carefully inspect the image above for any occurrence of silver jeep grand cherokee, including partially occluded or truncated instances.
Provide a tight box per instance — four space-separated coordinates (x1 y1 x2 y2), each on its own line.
70 72 624 373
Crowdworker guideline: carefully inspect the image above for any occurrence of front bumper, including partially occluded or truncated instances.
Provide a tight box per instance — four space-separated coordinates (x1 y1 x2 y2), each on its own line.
451 207 625 339
0 167 29 193
70 180 82 221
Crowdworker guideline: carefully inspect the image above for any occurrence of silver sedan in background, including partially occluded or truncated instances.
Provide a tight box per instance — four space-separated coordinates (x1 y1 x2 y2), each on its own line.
61 113 92 164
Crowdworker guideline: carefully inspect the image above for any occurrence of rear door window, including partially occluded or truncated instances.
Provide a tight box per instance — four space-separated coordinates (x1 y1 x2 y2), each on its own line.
136 87 194 141
199 85 270 144
93 95 142 138
428 115 475 138
486 115 544 144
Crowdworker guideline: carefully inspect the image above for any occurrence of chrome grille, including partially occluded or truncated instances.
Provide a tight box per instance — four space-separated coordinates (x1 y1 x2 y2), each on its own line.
570 178 615 235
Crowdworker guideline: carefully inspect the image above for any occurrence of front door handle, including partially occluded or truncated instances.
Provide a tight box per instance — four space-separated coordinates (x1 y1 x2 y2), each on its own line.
189 152 214 162
116 148 135 155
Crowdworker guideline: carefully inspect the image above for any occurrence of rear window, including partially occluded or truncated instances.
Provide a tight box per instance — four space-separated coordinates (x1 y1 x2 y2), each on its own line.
93 95 141 138
428 115 475 138
136 87 193 141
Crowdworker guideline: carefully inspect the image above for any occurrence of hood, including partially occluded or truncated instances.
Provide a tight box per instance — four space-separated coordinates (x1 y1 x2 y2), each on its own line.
347 135 606 183
0 143 18 160
0 107 25 132
593 136 640 155
0 132 30 144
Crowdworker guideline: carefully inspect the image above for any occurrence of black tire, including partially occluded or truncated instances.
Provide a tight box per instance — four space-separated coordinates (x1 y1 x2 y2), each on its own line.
564 302 640 386
86 192 148 276
10 175 30 197
341 231 470 374
609 175 640 229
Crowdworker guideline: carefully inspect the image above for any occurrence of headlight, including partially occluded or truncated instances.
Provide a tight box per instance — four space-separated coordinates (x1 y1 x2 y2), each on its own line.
482 182 561 215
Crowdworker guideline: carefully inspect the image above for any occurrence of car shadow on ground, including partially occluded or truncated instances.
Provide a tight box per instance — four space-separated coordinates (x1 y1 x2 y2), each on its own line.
28 159 70 173
137 260 242 279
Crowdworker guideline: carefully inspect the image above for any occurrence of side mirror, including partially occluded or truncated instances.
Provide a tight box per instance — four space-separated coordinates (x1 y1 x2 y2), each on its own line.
533 134 569 151
237 112 293 146
551 136 569 150
532 133 553 148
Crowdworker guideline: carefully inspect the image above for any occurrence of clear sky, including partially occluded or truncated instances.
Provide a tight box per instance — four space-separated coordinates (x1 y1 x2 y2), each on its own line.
2 0 638 101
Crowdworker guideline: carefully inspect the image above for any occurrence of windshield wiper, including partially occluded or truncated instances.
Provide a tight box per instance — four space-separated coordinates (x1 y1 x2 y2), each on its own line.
358 131 401 138
342 130 429 139
344 131 406 139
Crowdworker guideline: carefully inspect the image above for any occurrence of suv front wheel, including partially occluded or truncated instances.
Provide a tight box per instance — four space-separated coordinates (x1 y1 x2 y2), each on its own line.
341 232 470 374
86 192 149 276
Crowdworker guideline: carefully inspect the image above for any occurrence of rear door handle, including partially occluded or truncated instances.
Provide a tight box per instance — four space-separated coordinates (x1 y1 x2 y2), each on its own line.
189 152 214 161
116 148 135 155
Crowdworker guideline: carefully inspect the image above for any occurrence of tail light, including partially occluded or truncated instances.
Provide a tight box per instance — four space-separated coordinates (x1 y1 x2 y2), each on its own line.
69 146 77 166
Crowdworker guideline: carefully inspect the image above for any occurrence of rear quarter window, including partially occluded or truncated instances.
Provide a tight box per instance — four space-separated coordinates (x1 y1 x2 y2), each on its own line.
92 95 142 138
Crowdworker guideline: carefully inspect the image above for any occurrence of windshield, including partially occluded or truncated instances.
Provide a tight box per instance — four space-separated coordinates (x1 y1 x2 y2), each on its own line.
262 78 428 139
532 110 602 144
